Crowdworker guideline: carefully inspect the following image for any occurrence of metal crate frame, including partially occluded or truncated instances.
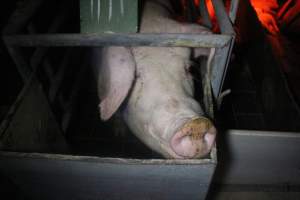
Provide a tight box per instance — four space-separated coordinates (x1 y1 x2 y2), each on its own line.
1 0 238 149
0 0 238 199
1 0 238 140
2 0 237 97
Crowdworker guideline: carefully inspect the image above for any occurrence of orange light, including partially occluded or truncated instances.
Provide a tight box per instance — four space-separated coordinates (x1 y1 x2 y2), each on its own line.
193 0 216 21
249 0 279 34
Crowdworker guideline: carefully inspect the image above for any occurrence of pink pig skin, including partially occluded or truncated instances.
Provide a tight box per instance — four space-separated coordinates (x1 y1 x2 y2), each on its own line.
97 0 216 159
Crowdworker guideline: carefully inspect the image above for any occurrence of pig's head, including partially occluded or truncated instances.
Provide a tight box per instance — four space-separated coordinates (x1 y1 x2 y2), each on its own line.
97 46 216 159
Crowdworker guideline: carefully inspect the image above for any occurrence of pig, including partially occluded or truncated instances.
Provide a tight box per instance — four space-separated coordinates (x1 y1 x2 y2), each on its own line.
95 0 217 159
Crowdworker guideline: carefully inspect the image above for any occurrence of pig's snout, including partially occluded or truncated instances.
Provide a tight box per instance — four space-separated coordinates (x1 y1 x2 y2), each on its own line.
170 117 216 158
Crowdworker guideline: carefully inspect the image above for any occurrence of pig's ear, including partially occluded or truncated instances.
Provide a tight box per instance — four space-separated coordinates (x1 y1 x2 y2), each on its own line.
98 47 136 121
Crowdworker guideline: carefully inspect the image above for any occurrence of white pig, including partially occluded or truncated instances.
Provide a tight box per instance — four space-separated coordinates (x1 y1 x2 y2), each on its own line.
96 0 217 159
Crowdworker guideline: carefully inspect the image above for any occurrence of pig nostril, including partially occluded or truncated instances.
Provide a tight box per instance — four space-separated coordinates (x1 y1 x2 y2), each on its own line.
204 131 215 144
170 117 216 158
203 129 216 150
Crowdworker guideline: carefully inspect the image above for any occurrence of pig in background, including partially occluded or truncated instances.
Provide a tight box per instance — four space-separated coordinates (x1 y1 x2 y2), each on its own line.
93 0 217 159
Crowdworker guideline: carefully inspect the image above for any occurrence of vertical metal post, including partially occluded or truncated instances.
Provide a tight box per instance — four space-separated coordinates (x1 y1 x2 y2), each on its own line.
199 0 212 28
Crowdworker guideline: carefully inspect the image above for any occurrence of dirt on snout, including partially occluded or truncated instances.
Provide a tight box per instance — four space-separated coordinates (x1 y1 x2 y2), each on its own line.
182 117 213 140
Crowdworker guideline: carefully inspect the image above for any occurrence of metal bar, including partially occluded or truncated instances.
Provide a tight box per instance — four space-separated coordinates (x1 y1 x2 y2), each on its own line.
228 0 240 23
207 0 235 98
61 58 88 132
2 0 44 34
211 0 234 34
4 45 31 82
199 0 212 28
4 33 231 48
2 0 43 82
49 49 72 102
0 151 216 199
211 37 234 98
0 151 214 165
0 76 35 137
43 60 54 82
218 38 235 95
29 0 72 70
26 23 56 82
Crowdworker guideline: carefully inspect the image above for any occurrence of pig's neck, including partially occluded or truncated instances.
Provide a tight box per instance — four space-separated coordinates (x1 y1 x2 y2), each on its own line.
140 0 184 34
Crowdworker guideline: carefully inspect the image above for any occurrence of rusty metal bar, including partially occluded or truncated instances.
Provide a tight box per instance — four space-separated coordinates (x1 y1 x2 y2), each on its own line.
4 33 231 48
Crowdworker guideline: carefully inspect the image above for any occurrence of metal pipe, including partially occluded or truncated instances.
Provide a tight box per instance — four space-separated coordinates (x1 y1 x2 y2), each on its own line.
199 0 212 28
211 0 234 34
4 33 231 48
229 0 240 23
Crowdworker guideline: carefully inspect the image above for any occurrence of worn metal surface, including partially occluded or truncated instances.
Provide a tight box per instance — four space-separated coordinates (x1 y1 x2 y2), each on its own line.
210 0 236 98
80 0 138 33
211 38 234 98
215 130 300 185
4 33 231 48
0 150 216 200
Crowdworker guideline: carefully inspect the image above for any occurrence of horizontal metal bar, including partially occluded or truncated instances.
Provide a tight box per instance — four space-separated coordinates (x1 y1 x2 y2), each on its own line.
4 33 231 48
0 151 214 165
29 0 72 70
